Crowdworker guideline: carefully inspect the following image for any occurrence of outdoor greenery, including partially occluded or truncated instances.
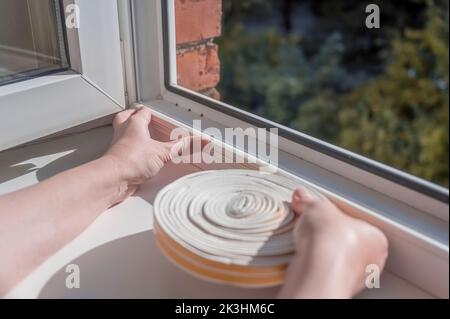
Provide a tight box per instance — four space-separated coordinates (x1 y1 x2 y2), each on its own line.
216 0 449 187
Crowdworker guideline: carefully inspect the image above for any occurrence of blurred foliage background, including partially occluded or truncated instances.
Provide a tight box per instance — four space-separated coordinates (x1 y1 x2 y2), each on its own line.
215 0 449 187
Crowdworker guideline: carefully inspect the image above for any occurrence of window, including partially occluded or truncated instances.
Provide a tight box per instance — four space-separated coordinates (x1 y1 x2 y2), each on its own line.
128 0 448 297
0 0 69 85
171 0 450 191
131 0 450 208
0 0 125 151
0 0 446 299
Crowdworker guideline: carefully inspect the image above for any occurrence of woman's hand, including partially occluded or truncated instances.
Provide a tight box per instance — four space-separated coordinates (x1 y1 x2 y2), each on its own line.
103 107 206 202
105 107 172 182
279 188 388 298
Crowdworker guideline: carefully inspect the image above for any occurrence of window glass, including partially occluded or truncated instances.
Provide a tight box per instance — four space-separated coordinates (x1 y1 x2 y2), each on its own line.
0 0 68 85
175 0 449 188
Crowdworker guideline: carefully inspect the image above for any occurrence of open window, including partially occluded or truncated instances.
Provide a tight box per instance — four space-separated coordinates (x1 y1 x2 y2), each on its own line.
0 0 125 151
0 0 447 298
126 0 449 298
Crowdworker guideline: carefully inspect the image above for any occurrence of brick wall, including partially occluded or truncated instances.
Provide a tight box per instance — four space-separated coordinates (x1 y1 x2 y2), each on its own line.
175 0 222 100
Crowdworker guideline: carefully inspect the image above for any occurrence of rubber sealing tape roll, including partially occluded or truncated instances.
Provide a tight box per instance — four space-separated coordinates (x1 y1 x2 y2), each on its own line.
153 169 322 287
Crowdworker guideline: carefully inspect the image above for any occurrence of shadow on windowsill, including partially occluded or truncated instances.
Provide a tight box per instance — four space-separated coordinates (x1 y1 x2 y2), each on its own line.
37 230 280 299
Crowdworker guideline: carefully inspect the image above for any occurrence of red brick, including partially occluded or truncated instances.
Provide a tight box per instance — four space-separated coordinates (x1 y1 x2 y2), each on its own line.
177 44 220 92
175 0 222 44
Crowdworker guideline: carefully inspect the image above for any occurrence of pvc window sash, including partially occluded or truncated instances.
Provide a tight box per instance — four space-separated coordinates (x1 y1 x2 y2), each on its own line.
0 0 125 151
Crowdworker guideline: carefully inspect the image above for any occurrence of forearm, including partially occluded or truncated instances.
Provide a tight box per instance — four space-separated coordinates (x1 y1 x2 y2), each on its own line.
0 107 183 295
0 155 127 294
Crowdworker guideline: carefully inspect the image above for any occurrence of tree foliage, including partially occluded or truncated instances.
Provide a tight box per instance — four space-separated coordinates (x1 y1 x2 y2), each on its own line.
216 0 449 186
337 5 449 185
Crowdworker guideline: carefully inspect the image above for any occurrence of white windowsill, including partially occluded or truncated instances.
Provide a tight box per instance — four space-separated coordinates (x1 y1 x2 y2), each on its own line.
0 126 433 298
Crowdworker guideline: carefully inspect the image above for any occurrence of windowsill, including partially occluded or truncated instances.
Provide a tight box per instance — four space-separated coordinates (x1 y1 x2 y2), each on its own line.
0 125 433 298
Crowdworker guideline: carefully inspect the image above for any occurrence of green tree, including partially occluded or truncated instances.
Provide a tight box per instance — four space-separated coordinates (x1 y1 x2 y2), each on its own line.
218 27 347 125
337 5 449 186
217 0 449 187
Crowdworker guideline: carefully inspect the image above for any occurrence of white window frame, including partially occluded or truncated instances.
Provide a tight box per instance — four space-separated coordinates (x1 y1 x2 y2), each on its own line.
0 0 126 151
123 0 449 298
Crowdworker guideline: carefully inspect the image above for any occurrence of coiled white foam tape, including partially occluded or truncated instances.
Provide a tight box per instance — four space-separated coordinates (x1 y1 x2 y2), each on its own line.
153 169 322 287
